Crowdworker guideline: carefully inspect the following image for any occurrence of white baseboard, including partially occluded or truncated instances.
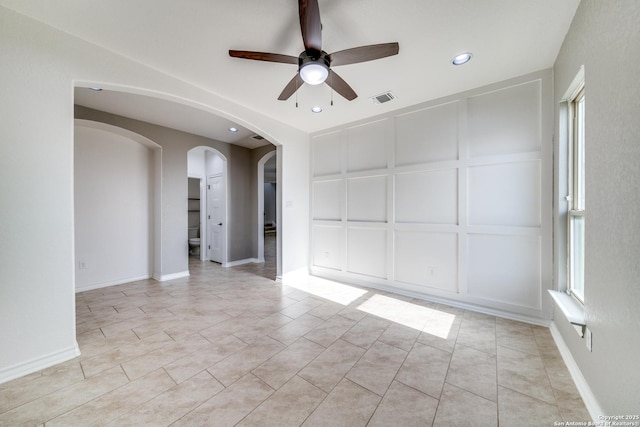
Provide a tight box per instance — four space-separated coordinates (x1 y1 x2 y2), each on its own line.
549 321 604 420
154 271 190 282
75 274 152 293
223 258 262 268
0 343 81 385
306 268 551 327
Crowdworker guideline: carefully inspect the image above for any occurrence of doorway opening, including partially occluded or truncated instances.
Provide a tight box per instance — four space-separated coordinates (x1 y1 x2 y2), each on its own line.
187 178 201 258
74 119 161 291
187 146 228 265
257 150 278 280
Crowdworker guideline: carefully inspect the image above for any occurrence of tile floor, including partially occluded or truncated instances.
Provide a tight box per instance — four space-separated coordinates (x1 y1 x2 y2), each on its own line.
0 237 590 426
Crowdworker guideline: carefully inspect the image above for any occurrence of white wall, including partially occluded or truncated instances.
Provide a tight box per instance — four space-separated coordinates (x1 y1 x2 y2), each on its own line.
281 141 310 276
206 150 225 176
187 147 206 178
552 0 640 415
75 123 154 291
0 6 309 384
310 70 553 323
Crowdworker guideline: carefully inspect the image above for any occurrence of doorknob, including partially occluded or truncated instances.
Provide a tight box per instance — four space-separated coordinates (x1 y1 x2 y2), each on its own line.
217 223 222 226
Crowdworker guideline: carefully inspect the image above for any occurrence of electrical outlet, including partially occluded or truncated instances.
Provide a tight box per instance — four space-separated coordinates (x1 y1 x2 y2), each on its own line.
427 266 436 278
585 327 592 352
79 261 87 270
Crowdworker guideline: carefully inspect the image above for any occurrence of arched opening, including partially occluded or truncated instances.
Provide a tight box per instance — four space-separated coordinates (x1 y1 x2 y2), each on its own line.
73 83 285 280
188 146 228 265
74 119 162 291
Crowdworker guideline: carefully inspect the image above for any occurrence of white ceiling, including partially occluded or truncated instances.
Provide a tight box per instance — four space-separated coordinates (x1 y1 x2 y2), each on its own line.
2 0 580 145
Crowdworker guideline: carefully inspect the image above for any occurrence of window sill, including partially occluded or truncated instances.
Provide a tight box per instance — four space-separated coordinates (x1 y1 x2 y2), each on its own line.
548 290 586 326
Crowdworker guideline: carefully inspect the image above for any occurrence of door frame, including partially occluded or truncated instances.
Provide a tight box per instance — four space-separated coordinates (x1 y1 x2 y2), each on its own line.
187 146 228 265
257 151 277 263
207 171 227 265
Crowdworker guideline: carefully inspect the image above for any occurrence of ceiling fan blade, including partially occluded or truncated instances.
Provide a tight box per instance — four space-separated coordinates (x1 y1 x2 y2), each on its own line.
299 0 322 54
325 70 357 101
229 50 298 64
278 73 304 100
328 42 399 67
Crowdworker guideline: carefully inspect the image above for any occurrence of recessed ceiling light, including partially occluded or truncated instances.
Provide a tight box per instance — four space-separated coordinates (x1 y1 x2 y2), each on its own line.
228 127 238 132
452 52 473 66
311 106 323 113
89 87 103 91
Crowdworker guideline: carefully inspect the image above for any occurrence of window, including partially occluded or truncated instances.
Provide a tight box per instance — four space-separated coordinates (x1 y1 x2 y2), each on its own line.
567 85 585 303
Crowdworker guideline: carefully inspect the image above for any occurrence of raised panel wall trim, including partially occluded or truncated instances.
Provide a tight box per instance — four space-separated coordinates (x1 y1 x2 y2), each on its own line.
467 233 543 311
345 221 390 228
466 226 543 236
394 220 460 227
344 168 390 179
393 223 460 233
312 153 542 180
467 159 542 228
464 151 543 167
312 173 344 181
312 171 344 179
310 70 552 323
392 161 461 175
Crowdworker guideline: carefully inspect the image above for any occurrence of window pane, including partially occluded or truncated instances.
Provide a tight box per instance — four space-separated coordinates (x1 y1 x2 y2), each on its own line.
575 94 586 210
568 86 585 303
570 214 585 302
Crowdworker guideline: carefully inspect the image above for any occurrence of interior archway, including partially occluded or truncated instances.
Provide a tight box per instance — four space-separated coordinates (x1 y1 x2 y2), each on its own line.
74 119 162 291
187 146 228 265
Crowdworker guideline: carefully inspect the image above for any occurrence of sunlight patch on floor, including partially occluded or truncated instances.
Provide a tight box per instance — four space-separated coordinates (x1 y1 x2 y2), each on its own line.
283 272 456 338
283 274 368 306
357 294 456 338
357 294 436 331
422 310 457 339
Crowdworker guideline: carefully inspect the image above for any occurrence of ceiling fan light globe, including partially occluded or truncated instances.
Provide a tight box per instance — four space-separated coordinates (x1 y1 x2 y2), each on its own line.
300 62 329 85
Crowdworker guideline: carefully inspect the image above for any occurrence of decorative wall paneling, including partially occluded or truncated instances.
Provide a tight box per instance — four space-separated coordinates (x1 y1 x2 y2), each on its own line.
310 70 553 322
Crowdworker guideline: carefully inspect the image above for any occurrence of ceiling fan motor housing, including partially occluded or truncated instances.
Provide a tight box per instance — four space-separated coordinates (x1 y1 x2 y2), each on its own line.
299 51 331 85
228 0 398 100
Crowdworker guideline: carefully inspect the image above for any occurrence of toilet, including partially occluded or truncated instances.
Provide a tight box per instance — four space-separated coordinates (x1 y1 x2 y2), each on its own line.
188 237 200 255
188 226 200 256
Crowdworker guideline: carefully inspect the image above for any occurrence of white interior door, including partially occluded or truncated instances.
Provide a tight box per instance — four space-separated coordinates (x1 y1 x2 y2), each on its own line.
207 174 225 263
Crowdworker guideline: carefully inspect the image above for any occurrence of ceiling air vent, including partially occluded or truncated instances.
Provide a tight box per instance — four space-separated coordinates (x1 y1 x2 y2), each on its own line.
371 91 396 104
252 135 265 140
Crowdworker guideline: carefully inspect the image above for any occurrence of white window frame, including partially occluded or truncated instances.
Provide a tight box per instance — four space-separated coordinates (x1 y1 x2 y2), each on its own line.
567 83 585 303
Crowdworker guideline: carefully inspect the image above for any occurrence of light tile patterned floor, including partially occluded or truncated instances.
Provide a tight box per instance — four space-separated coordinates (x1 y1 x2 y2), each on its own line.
0 238 590 426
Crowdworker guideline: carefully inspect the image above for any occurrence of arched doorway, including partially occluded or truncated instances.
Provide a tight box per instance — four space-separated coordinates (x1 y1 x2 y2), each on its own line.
188 146 228 265
74 119 162 291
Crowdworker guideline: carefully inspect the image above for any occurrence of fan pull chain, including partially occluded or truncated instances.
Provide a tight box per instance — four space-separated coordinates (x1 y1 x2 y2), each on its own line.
330 73 334 106
295 78 299 108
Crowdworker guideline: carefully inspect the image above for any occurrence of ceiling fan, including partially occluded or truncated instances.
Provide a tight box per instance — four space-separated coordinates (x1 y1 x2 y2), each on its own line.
229 0 399 101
